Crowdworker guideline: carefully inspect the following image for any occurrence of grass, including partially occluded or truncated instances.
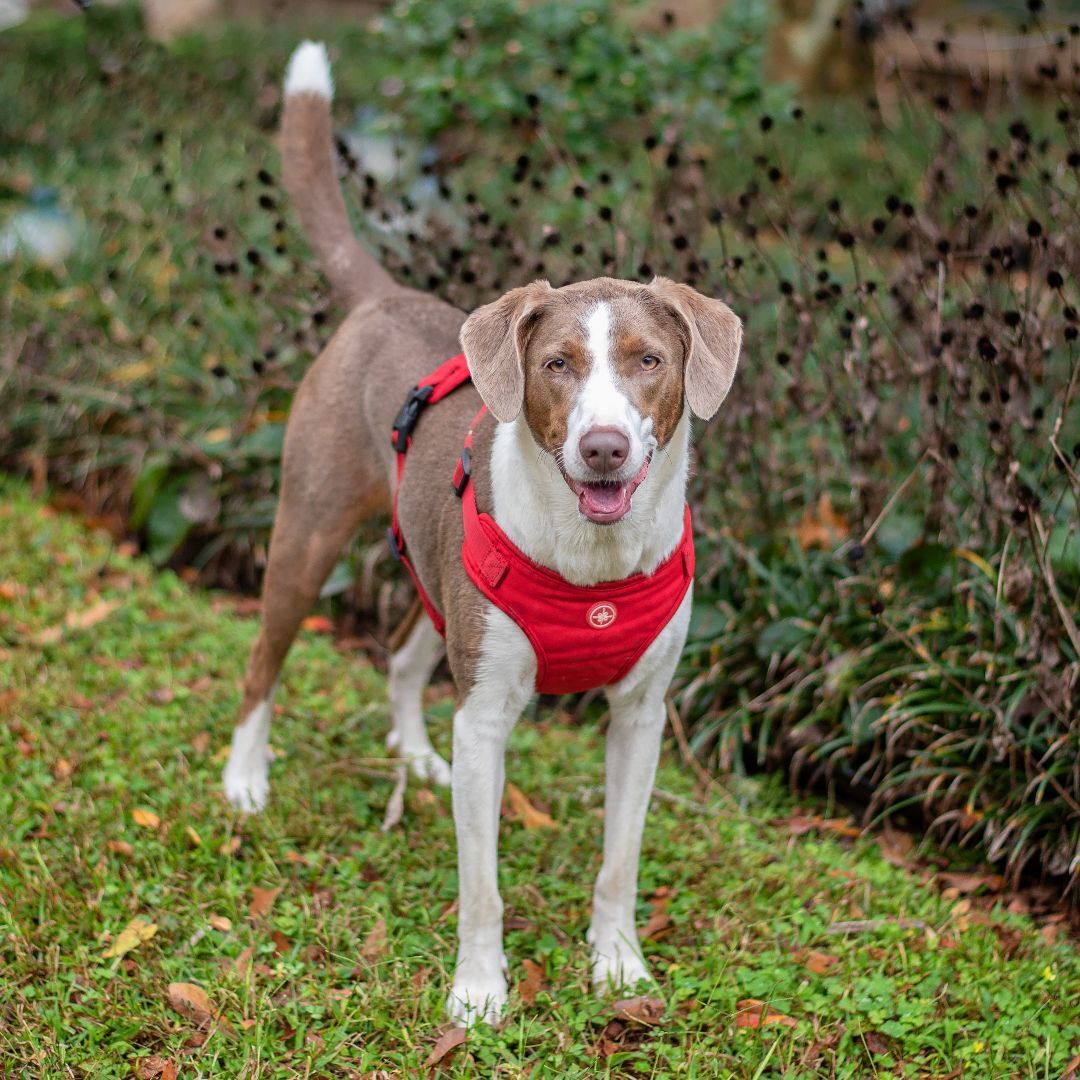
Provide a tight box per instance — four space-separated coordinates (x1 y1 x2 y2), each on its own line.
1 475 1078 1078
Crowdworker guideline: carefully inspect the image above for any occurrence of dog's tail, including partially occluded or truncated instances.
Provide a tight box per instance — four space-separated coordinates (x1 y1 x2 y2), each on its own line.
280 42 398 308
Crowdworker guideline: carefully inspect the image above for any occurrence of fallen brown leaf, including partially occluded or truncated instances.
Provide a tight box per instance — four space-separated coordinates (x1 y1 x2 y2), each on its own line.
799 949 840 975
424 1027 466 1071
132 807 160 829
248 885 281 919
35 597 121 645
70 598 122 629
638 910 675 941
135 1055 178 1080
863 1031 890 1055
106 839 134 857
735 999 798 1029
821 817 862 838
783 814 861 839
503 782 557 829
414 787 440 809
596 1034 622 1058
0 579 27 600
517 958 545 1006
786 815 821 835
613 995 665 1026
360 916 387 964
1062 1052 1080 1079
794 493 848 551
271 929 291 956
103 916 158 959
209 915 232 932
877 824 916 869
1040 922 1060 946
167 981 231 1033
234 944 255 979
937 871 1004 895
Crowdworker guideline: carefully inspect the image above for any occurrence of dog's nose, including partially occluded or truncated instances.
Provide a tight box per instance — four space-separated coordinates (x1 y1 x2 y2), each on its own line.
579 427 630 474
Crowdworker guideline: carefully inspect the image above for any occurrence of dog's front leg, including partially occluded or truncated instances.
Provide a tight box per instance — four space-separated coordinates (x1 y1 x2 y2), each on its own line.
446 612 534 1027
589 592 692 991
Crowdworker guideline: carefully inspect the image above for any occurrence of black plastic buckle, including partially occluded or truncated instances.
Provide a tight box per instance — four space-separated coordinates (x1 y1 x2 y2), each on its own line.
391 384 434 450
452 446 472 497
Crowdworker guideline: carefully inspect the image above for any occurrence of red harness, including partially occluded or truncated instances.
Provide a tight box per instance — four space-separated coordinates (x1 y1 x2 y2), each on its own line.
389 355 695 695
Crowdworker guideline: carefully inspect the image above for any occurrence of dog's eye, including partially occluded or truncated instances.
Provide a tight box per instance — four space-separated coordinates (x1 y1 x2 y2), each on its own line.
545 357 568 372
641 354 661 371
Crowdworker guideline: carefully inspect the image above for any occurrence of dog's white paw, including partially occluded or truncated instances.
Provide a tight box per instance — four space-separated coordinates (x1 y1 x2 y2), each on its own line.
223 753 270 813
588 924 652 992
446 964 508 1028
223 702 274 813
406 748 452 787
387 731 452 787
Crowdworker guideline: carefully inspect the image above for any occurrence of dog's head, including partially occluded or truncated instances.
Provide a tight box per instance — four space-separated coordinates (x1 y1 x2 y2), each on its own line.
461 277 742 524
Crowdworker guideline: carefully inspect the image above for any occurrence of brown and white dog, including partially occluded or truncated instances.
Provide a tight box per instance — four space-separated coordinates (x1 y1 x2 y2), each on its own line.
223 42 742 1026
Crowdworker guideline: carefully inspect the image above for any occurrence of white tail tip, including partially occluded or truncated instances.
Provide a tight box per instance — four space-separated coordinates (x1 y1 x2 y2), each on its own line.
284 41 333 100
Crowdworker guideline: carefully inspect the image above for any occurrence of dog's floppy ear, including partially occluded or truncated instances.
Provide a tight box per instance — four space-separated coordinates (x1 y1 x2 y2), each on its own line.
649 277 742 420
461 280 553 422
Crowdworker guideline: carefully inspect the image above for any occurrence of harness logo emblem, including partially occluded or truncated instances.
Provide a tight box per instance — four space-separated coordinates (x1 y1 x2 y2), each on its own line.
587 602 617 629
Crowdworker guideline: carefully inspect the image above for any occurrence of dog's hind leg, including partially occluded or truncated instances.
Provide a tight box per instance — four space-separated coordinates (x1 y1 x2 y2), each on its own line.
224 496 370 813
387 610 451 786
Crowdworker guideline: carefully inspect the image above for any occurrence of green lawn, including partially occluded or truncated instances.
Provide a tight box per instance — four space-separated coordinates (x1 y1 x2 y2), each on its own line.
0 476 1077 1078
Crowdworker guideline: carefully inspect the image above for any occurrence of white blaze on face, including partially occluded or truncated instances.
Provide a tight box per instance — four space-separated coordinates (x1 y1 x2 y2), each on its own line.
582 303 622 423
565 302 650 478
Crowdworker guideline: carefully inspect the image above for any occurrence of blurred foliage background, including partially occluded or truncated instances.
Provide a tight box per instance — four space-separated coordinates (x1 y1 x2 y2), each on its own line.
1 0 1078 893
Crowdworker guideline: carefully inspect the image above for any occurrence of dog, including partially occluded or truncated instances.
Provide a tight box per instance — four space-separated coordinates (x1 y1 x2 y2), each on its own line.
223 41 742 1026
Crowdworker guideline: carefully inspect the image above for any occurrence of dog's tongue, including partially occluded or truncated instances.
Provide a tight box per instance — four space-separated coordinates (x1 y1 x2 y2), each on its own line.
579 483 631 523
569 455 653 524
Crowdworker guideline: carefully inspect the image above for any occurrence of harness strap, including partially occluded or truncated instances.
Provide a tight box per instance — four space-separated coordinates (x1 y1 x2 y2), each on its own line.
389 353 474 635
451 403 488 498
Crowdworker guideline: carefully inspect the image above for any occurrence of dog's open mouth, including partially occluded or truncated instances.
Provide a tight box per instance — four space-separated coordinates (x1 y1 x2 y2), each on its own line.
561 454 652 524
